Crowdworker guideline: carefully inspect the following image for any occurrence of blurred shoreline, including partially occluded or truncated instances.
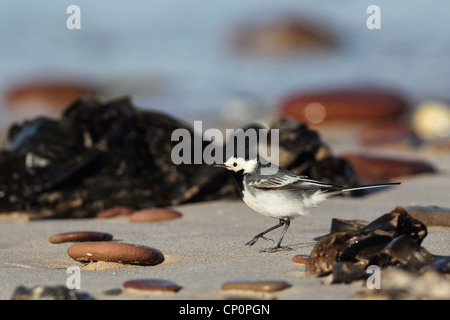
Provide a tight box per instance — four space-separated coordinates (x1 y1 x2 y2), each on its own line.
1 1 450 131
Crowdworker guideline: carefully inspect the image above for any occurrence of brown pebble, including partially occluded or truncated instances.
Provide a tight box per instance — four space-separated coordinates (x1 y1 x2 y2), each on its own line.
280 88 408 125
221 279 291 292
129 208 182 223
123 279 182 292
342 153 435 184
292 254 310 264
96 206 133 218
232 17 334 55
49 231 113 244
6 81 90 111
67 242 164 266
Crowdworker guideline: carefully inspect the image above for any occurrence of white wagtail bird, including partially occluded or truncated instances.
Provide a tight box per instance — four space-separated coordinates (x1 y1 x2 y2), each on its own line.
215 155 400 252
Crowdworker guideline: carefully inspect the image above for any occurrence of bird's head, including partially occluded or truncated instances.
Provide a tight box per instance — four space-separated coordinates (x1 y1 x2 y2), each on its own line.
215 156 258 174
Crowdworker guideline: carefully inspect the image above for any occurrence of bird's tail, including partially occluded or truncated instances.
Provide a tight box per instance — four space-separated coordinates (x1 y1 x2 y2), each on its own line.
342 182 401 193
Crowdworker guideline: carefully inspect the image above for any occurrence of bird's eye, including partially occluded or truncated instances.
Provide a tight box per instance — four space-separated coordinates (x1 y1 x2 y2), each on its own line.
233 162 237 167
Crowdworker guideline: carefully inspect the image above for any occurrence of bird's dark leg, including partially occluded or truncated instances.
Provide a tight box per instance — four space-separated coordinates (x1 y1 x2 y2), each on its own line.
260 218 293 253
245 219 284 247
246 218 293 252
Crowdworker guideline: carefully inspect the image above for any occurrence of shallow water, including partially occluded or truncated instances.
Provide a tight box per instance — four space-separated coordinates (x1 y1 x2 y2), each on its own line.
1 0 449 129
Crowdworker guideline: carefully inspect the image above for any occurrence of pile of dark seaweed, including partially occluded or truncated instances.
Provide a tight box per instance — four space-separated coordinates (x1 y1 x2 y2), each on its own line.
0 95 361 218
306 205 450 298
307 206 433 281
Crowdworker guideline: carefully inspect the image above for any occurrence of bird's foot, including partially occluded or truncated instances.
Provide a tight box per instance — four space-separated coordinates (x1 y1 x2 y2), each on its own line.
260 245 293 253
245 235 274 247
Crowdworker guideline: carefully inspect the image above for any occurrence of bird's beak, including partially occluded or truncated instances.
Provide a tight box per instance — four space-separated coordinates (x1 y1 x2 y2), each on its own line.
214 164 226 168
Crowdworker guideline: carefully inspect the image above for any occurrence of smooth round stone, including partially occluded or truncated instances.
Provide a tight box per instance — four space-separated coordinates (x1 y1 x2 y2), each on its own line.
291 254 310 264
67 242 164 266
221 279 291 292
123 279 182 292
342 153 435 184
96 206 133 218
280 89 408 125
6 81 89 111
232 16 335 55
49 231 113 244
129 208 182 223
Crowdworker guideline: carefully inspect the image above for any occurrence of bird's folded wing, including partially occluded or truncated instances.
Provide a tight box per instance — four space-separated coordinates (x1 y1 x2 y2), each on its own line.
248 168 337 191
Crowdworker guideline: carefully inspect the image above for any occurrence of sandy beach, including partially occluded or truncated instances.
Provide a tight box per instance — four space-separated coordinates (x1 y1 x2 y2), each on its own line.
1 151 449 300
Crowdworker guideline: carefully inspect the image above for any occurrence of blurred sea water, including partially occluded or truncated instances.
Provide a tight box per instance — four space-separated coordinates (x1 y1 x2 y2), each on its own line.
1 0 450 128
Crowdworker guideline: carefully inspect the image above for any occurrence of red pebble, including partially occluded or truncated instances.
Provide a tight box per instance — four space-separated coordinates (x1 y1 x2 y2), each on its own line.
123 279 182 292
292 254 309 264
129 208 182 223
49 231 113 244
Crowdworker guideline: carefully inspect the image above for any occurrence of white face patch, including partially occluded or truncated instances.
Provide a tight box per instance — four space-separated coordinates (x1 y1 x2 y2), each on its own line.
224 157 257 173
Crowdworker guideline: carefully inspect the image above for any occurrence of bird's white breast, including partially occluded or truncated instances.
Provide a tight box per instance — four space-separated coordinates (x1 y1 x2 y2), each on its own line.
242 185 326 220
